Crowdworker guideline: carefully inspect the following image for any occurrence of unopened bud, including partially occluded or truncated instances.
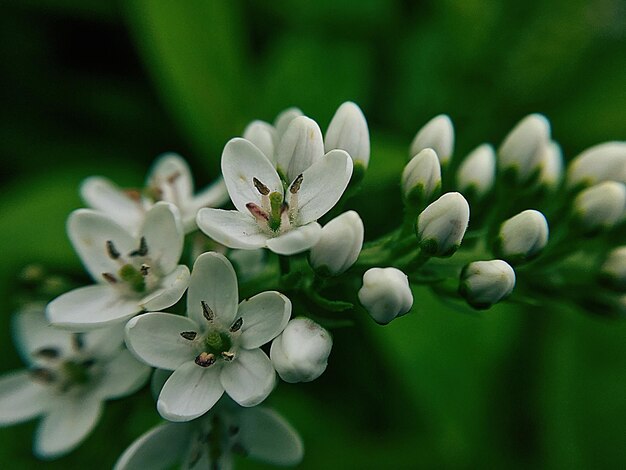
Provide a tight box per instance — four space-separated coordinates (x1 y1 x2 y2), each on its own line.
401 148 441 206
416 192 470 257
243 120 276 162
358 267 413 324
459 260 516 309
309 211 364 276
325 101 370 171
456 144 496 197
495 210 549 264
498 114 550 183
600 247 626 290
537 141 563 188
409 115 454 165
276 116 324 182
270 318 332 383
573 181 626 232
567 142 626 189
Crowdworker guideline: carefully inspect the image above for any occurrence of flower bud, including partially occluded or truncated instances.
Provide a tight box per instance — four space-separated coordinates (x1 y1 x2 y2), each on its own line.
498 114 550 183
325 101 370 170
600 246 626 290
270 318 332 383
456 144 496 197
358 267 413 324
401 148 441 206
409 115 454 165
309 211 364 276
573 181 626 232
416 192 470 257
459 260 516 309
537 141 563 188
566 141 626 189
495 209 549 264
243 120 277 162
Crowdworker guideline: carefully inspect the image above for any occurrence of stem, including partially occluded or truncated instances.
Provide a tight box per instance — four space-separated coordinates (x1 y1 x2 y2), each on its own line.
278 255 290 275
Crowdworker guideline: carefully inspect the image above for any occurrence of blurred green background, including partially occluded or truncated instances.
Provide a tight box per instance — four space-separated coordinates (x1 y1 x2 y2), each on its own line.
1 0 625 468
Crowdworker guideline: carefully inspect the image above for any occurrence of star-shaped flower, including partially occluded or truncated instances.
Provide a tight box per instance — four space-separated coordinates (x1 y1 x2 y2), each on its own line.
125 252 291 421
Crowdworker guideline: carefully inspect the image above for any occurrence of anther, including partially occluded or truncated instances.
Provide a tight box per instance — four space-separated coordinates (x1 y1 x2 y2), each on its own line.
221 351 235 361
140 264 150 276
106 240 120 259
124 189 143 202
30 367 55 384
72 333 85 351
102 272 118 284
246 202 269 222
129 237 148 257
230 317 243 332
34 347 60 360
195 352 216 367
201 301 214 321
167 171 181 185
180 331 197 341
289 174 303 194
253 177 270 195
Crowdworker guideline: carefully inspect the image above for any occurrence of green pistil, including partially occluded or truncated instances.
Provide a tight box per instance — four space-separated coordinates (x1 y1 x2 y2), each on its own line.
118 264 146 293
268 191 284 232
62 360 91 385
204 331 232 355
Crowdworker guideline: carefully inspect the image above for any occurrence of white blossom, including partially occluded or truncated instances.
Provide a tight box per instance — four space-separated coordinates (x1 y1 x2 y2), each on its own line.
567 141 626 188
496 210 549 263
325 101 370 170
358 267 413 324
416 192 470 257
401 148 442 206
309 211 364 276
537 141 564 188
460 260 516 309
456 144 496 197
409 115 454 165
573 181 626 232
601 247 626 289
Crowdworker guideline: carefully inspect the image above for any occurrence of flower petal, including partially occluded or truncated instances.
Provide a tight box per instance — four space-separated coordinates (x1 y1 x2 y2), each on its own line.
140 265 190 312
238 292 291 349
276 116 324 182
34 394 103 459
125 312 198 370
83 322 126 358
196 208 268 250
68 209 136 282
0 370 48 425
187 252 239 327
98 349 152 400
147 153 194 201
157 361 224 422
47 285 140 330
13 306 73 363
114 422 192 470
220 348 275 407
141 202 184 274
265 222 322 255
294 149 353 225
221 138 282 213
243 120 277 163
273 107 303 140
183 178 230 232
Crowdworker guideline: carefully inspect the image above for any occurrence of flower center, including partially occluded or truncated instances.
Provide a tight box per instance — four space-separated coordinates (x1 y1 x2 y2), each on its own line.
245 175 303 235
101 237 160 295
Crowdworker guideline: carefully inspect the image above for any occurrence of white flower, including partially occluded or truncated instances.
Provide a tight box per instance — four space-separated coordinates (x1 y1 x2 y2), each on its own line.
125 252 291 421
309 211 364 276
114 402 303 470
456 144 496 197
196 137 353 255
409 115 454 165
242 107 304 164
496 210 549 263
47 202 190 329
81 153 229 234
416 192 470 257
358 267 413 324
270 318 332 383
401 148 442 206
498 114 551 183
276 116 326 183
0 306 150 459
601 247 626 289
537 141 563 188
460 260 516 309
573 181 626 232
325 101 370 171
567 141 626 188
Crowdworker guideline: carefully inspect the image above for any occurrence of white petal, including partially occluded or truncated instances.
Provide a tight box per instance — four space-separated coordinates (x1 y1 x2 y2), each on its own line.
183 178 230 232
67 209 136 282
114 422 192 470
196 208 268 250
125 312 198 370
276 116 324 182
13 306 73 363
325 101 370 168
141 202 184 273
157 361 224 421
294 149 353 225
140 265 190 312
187 252 239 328
35 394 103 459
266 222 322 255
238 407 304 466
243 120 277 162
80 176 146 233
238 292 291 349
273 107 303 139
98 349 152 400
83 322 126 358
147 153 194 201
221 138 283 214
220 348 275 407
0 370 48 425
47 285 140 330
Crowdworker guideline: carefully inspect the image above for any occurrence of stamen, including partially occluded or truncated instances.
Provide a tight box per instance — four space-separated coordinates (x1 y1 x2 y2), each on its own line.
34 347 60 360
129 237 148 257
195 352 216 367
106 240 120 259
167 171 181 185
230 317 243 332
268 192 284 232
124 189 143 202
102 272 118 284
253 177 270 195
72 333 85 351
246 202 269 222
180 331 197 341
289 174 303 194
30 367 55 384
201 301 214 321
140 264 150 276
221 351 235 361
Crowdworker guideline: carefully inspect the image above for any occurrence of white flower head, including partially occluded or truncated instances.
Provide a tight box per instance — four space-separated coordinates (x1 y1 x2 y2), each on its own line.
460 260 516 310
409 114 454 165
601 246 626 289
125 252 291 421
537 141 564 189
197 137 353 255
0 306 150 459
325 101 370 173
456 144 496 197
358 267 413 325
81 153 229 234
566 141 626 189
270 318 333 383
309 210 364 276
47 202 190 330
496 209 549 264
573 181 626 232
401 148 442 206
416 192 470 257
